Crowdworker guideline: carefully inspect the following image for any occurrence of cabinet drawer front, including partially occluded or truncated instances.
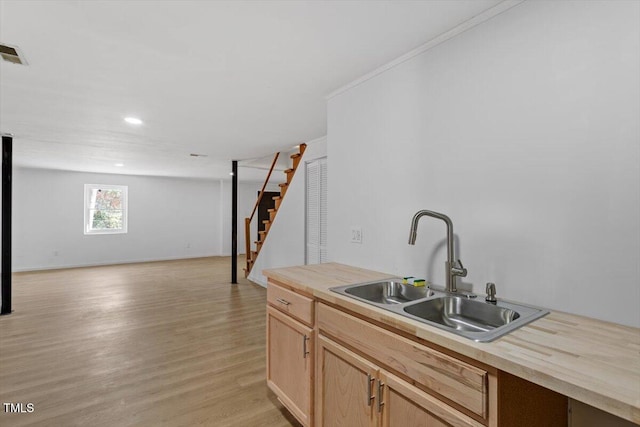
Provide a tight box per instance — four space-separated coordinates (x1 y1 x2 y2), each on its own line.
268 280 314 326
381 371 484 427
317 303 488 418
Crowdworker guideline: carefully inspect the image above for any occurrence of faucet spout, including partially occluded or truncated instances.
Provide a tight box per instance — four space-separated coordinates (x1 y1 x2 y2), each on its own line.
408 210 466 293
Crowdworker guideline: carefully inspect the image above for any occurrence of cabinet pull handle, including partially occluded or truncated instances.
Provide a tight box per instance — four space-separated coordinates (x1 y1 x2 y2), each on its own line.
377 380 385 413
302 335 310 358
276 298 290 306
367 374 375 406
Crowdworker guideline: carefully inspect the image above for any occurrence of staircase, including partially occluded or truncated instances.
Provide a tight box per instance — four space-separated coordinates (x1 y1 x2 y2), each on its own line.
244 143 307 276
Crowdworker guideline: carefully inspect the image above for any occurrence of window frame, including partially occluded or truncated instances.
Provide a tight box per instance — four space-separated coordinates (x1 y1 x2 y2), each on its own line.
84 184 128 235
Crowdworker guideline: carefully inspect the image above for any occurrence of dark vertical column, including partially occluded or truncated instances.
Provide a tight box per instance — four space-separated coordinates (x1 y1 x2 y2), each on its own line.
231 160 238 284
1 135 13 315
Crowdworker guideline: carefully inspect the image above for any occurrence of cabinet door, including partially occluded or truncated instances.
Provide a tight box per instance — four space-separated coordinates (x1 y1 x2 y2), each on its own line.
267 306 313 426
316 335 379 427
379 371 483 427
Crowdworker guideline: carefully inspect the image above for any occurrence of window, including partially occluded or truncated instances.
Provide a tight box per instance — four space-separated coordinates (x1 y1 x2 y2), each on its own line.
84 184 128 235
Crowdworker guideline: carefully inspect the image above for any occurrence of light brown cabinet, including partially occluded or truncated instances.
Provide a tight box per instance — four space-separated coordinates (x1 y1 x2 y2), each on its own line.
316 308 484 427
266 281 315 427
267 279 567 427
315 302 568 427
317 334 483 427
316 303 488 420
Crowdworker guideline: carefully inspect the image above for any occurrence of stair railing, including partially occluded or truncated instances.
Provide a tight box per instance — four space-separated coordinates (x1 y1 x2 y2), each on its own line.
245 152 280 273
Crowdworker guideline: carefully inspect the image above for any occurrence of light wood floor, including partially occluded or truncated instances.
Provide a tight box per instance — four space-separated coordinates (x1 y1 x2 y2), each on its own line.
0 257 301 427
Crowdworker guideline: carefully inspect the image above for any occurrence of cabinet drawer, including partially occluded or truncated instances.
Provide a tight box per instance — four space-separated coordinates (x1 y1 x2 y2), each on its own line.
317 303 488 419
267 280 314 326
382 370 484 427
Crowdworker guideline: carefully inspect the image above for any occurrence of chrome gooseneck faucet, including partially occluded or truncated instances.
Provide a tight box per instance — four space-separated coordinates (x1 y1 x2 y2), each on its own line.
408 210 467 293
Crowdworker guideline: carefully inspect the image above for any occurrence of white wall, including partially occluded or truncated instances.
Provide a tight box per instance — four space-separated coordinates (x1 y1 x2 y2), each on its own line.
249 137 327 286
327 1 639 327
12 164 295 270
13 168 226 270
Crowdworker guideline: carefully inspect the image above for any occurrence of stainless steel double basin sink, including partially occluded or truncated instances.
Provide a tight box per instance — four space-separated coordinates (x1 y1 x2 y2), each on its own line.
331 279 548 342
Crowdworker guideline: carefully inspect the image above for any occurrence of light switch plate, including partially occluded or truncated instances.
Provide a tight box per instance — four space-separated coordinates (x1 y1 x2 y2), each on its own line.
350 226 362 243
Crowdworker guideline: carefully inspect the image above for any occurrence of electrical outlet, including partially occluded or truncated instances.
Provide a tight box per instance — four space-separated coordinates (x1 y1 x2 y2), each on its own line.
350 226 362 244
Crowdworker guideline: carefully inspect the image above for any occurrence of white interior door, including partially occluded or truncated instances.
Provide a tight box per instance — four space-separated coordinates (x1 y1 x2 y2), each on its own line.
306 157 327 264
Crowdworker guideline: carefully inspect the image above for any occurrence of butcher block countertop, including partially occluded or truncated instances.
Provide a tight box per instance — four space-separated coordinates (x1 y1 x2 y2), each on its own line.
263 262 640 424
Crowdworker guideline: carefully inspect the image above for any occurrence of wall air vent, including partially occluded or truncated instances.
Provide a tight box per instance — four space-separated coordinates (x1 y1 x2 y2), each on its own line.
0 44 27 65
190 153 208 157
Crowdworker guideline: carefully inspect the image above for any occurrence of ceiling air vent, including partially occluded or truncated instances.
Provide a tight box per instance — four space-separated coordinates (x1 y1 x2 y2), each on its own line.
0 44 27 65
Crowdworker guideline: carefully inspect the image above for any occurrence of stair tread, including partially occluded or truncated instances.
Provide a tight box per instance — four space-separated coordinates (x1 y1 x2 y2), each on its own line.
284 168 294 173
272 196 281 200
267 208 276 213
290 153 301 159
262 220 270 224
279 182 288 187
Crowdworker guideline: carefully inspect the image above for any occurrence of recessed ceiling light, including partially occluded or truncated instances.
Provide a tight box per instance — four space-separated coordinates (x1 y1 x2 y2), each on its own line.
114 163 124 167
124 117 143 125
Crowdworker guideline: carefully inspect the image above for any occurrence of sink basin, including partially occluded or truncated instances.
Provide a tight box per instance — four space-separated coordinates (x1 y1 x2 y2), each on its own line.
331 280 548 342
403 296 520 332
344 280 429 304
401 296 546 342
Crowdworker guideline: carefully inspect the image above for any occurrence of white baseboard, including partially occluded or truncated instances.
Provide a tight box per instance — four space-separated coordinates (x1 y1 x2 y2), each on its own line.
12 253 225 272
247 275 267 288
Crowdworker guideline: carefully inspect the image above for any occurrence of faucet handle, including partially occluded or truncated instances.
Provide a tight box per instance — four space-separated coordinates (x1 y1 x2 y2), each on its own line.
452 259 467 277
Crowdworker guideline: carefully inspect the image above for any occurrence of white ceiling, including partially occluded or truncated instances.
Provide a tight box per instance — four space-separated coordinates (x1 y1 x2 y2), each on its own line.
0 0 502 181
